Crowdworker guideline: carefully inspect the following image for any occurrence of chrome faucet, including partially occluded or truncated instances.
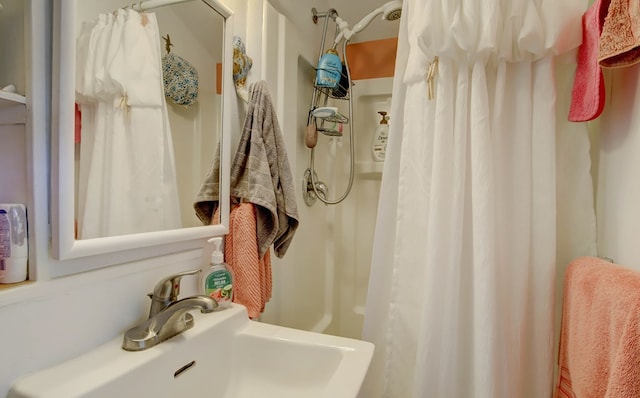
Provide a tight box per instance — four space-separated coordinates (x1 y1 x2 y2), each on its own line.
148 268 202 318
122 269 218 351
122 296 217 351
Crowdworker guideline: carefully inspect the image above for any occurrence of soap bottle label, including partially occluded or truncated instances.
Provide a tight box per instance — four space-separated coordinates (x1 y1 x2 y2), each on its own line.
373 134 388 159
0 210 11 258
372 111 389 162
316 51 342 88
204 270 233 305
372 128 388 161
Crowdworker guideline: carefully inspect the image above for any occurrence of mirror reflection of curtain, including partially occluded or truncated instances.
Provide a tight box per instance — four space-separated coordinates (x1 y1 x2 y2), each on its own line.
75 9 181 239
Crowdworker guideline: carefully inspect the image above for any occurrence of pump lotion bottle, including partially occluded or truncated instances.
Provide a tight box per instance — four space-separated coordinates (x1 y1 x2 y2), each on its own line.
372 111 389 162
202 237 233 309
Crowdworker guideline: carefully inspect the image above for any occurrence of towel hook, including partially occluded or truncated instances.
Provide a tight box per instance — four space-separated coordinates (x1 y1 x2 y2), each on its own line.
162 34 173 54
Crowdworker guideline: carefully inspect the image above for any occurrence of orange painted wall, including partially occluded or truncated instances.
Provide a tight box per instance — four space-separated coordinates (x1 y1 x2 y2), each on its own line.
345 37 398 80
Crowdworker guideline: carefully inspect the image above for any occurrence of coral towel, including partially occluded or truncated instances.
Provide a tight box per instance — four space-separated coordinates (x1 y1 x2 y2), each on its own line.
225 203 272 319
568 0 610 122
554 256 640 398
598 0 640 68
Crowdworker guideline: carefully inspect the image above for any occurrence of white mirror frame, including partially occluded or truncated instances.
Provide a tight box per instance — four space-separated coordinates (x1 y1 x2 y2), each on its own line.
51 0 233 261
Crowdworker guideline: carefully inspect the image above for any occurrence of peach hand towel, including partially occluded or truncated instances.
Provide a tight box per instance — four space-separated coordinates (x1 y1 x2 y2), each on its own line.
225 203 272 319
554 256 640 398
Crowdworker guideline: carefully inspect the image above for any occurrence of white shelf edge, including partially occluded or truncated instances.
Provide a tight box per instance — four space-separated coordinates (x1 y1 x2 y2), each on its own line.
0 92 27 125
0 90 27 106
355 161 384 177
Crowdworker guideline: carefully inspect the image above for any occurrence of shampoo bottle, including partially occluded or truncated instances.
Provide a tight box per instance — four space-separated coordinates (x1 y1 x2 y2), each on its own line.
202 237 233 309
372 111 389 162
315 49 342 88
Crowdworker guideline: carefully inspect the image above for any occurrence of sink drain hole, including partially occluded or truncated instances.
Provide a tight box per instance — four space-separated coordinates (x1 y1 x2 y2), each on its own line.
174 360 196 378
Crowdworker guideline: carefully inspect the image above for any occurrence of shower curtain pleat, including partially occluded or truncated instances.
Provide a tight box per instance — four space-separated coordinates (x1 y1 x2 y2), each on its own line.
361 0 597 397
76 9 181 239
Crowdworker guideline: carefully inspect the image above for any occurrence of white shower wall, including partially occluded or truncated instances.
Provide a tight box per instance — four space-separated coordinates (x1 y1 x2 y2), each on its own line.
257 4 337 331
334 77 392 338
255 1 393 338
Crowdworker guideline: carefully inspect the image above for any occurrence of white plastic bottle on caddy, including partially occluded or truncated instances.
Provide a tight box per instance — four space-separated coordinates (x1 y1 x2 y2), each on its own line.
372 111 389 162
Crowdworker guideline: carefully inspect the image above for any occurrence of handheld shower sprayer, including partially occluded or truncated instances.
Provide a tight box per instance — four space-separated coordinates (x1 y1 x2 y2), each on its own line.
333 0 402 45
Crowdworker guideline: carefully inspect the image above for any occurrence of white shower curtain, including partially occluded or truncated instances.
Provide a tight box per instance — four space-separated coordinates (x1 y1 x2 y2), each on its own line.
362 0 597 397
76 9 181 239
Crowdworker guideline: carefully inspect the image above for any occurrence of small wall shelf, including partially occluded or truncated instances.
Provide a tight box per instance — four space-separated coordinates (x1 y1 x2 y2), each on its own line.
0 91 27 125
0 280 32 290
356 161 384 178
0 91 26 106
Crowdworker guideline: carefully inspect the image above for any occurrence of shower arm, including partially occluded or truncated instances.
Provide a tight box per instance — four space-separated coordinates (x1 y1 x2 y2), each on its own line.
333 8 384 46
332 1 402 46
332 16 352 46
309 38 355 206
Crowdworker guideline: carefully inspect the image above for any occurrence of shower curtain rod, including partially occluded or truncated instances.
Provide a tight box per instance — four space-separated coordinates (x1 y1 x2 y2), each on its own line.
135 0 199 11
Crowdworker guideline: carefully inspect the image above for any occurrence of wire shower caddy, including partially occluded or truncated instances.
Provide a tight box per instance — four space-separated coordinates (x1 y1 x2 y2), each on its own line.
304 8 356 206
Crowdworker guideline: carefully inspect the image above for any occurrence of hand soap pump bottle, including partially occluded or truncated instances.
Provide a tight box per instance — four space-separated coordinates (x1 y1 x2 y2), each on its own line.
202 237 233 309
372 111 389 162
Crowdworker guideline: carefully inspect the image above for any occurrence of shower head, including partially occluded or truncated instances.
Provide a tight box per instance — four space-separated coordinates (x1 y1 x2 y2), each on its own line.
333 1 402 45
384 4 402 21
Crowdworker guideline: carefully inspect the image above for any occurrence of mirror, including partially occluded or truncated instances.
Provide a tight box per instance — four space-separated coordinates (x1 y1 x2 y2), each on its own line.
52 0 235 261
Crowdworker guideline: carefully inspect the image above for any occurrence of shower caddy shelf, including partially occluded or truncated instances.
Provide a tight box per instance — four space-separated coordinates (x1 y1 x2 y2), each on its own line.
308 68 351 134
307 7 352 136
312 73 351 101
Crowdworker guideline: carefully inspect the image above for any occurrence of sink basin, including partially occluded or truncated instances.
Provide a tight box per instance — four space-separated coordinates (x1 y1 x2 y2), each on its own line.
8 304 374 398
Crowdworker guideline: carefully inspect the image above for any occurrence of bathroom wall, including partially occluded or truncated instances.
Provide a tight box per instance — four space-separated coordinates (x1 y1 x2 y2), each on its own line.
593 64 640 269
0 0 27 207
0 1 248 396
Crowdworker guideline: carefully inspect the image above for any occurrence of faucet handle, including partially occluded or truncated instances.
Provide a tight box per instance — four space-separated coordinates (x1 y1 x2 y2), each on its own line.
151 268 202 302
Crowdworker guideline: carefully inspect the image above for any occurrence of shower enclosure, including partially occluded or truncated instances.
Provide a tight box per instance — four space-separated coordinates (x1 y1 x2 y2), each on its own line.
256 4 396 339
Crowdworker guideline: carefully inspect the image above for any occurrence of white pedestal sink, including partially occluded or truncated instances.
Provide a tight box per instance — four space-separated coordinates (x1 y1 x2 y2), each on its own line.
8 304 374 398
